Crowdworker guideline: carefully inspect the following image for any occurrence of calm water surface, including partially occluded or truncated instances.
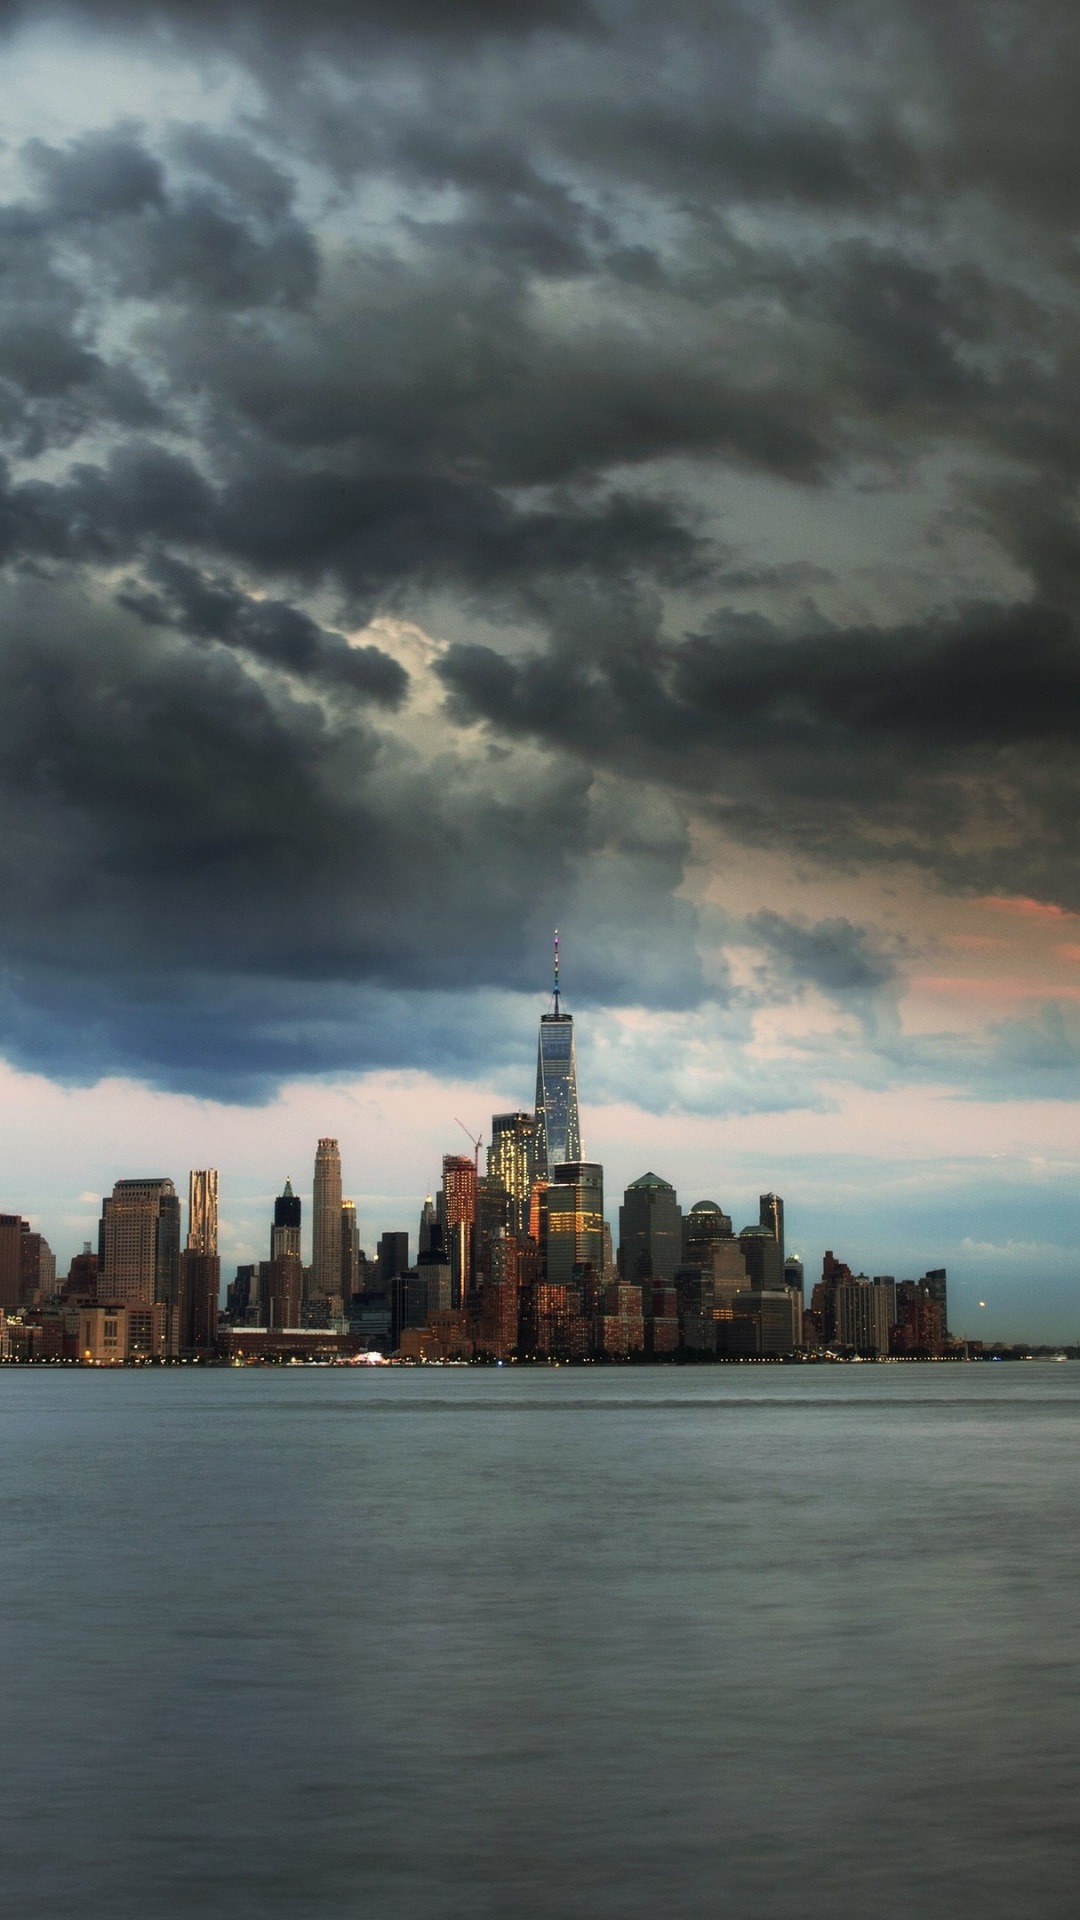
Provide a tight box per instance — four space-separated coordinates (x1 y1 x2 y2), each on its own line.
2 1365 1078 1918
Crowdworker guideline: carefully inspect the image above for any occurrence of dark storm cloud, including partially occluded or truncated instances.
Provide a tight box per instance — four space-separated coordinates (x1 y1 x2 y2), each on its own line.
0 574 701 1092
438 599 1080 905
746 913 898 996
0 0 594 41
1 0 1080 1094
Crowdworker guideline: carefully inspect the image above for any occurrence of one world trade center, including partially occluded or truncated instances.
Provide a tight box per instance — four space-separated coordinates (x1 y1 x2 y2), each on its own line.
534 932 582 1177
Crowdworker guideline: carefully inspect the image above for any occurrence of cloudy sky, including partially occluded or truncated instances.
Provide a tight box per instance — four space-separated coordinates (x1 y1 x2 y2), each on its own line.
1 0 1079 1337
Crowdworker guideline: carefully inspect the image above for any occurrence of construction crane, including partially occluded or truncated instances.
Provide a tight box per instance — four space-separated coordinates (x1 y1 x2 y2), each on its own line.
455 1119 483 1177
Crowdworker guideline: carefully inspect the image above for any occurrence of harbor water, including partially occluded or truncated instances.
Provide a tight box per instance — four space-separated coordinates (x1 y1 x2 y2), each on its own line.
2 1364 1078 1918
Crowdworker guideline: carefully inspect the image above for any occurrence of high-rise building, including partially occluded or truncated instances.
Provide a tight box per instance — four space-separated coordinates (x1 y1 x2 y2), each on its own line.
178 1250 221 1353
726 1289 799 1357
923 1268 948 1336
341 1200 360 1302
99 1178 180 1308
534 933 581 1177
0 1215 24 1311
311 1139 343 1301
544 1161 604 1287
379 1231 409 1287
441 1154 477 1298
832 1277 890 1356
682 1199 734 1259
618 1173 682 1285
187 1170 218 1255
272 1178 301 1260
759 1192 784 1265
737 1225 784 1291
488 1112 537 1237
418 1197 438 1256
262 1254 303 1331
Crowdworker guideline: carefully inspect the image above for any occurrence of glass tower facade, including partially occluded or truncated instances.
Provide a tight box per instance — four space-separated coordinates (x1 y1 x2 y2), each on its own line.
534 938 581 1177
488 1111 537 1237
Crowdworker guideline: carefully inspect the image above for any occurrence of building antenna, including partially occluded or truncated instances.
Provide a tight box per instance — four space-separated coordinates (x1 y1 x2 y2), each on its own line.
553 927 560 1014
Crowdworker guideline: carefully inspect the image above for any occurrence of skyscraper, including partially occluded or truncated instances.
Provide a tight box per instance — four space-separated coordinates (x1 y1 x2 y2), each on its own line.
618 1173 682 1285
272 1178 302 1260
488 1112 537 1237
341 1200 360 1302
759 1192 784 1265
99 1178 180 1307
534 932 581 1177
187 1170 219 1254
544 1161 604 1286
441 1154 477 1303
311 1139 343 1301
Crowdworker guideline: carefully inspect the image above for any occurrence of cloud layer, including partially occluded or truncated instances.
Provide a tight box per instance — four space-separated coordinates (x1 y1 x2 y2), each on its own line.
0 1 1079 1106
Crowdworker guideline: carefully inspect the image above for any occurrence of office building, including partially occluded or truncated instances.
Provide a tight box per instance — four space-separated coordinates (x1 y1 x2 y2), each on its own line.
682 1200 734 1259
99 1178 180 1308
738 1224 784 1292
0 1215 25 1311
441 1154 477 1293
379 1230 409 1287
418 1198 437 1255
488 1112 537 1238
187 1170 218 1255
341 1200 360 1301
923 1268 948 1336
618 1173 682 1285
534 934 581 1177
178 1250 221 1353
311 1139 343 1302
759 1192 784 1264
544 1161 604 1287
272 1178 302 1260
832 1276 890 1356
262 1253 303 1331
726 1290 798 1357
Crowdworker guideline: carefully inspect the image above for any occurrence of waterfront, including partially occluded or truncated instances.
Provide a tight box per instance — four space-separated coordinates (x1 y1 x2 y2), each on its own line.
2 1366 1078 1918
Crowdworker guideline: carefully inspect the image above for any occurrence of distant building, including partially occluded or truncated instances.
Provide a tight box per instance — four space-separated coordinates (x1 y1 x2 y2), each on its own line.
261 1253 303 1331
534 935 581 1178
618 1173 682 1286
832 1277 890 1356
682 1200 734 1257
379 1230 409 1287
179 1250 221 1354
77 1301 167 1363
99 1179 180 1311
341 1200 360 1302
187 1170 218 1255
544 1161 604 1287
892 1281 944 1356
759 1192 784 1264
923 1268 948 1336
272 1179 302 1260
311 1139 343 1303
441 1155 477 1298
726 1290 798 1357
488 1112 537 1238
737 1225 785 1292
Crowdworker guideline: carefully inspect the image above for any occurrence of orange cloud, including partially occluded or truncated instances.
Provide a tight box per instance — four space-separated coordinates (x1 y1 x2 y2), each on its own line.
979 896 1072 921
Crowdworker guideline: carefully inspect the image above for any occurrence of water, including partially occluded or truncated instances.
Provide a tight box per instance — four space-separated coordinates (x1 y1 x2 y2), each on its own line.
2 1365 1078 1919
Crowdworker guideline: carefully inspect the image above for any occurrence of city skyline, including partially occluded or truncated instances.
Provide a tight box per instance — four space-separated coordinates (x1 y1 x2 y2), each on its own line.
0 6 1078 1342
0 956 1070 1344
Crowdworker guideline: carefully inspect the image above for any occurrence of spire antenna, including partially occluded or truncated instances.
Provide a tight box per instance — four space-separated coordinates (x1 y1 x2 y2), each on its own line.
553 928 560 1013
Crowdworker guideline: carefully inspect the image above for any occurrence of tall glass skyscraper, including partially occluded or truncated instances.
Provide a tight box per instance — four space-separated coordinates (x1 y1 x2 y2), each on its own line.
534 933 581 1177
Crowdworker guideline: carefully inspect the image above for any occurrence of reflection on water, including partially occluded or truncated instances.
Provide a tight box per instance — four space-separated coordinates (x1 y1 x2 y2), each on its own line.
2 1366 1078 1919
